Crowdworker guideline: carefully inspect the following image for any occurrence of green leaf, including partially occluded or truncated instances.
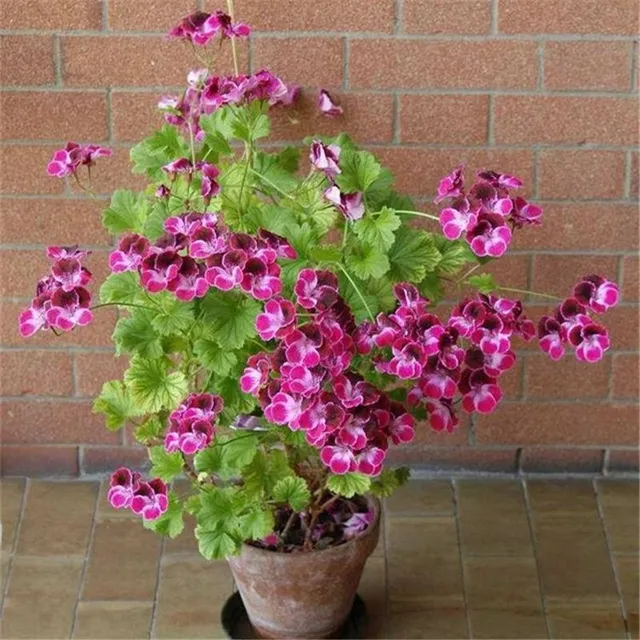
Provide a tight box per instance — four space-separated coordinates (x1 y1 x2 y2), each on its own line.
388 227 442 283
193 444 223 476
143 492 184 538
113 309 163 358
195 527 239 559
192 339 238 377
435 238 476 275
199 487 237 522
253 150 299 194
199 107 235 141
346 242 390 280
124 356 188 414
272 476 311 511
103 190 149 235
365 277 396 314
199 131 232 164
326 473 371 498
149 446 184 482
240 508 275 540
92 380 133 431
418 272 445 304
150 294 194 336
200 290 261 350
134 417 165 445
231 102 270 142
243 450 292 498
215 376 257 426
353 207 401 251
309 244 342 265
394 467 411 485
100 272 144 305
467 273 497 294
369 469 400 498
130 125 190 178
335 149 381 193
143 200 174 241
274 146 300 173
246 203 298 237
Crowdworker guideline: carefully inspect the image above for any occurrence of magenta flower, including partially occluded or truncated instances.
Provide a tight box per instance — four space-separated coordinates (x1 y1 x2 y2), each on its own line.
568 322 610 363
205 250 246 291
294 269 339 311
420 367 458 400
355 445 386 476
459 369 503 414
130 479 169 521
333 374 379 409
537 316 566 361
324 186 365 221
107 467 141 510
389 412 415 445
470 314 511 356
240 353 272 396
476 170 523 190
18 296 50 337
45 287 94 332
109 234 150 273
511 196 543 227
257 229 297 261
434 165 464 203
199 162 221 201
188 225 227 259
336 421 368 450
298 395 346 434
573 275 620 314
343 511 374 538
79 144 112 166
439 198 479 240
240 258 282 300
165 418 214 455
466 213 512 258
426 399 460 433
167 11 249 45
264 392 302 427
47 142 81 178
50 257 91 292
46 246 89 261
320 445 355 474
256 297 296 341
162 157 193 179
140 249 182 294
284 327 323 368
167 257 209 301
387 338 424 380
310 140 341 178
317 89 343 117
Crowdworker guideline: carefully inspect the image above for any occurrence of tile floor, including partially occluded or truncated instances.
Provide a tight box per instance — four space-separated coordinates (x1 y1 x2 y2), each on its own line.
0 477 638 639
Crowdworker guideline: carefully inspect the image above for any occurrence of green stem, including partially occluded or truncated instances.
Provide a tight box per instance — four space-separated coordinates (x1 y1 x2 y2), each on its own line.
188 123 197 168
457 262 481 285
394 209 440 222
488 285 562 301
342 222 349 249
90 302 156 312
249 168 295 201
334 263 375 322
226 0 240 76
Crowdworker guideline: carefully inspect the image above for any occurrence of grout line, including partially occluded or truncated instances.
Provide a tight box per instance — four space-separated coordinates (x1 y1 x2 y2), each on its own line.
394 0 404 35
521 479 552 639
105 87 114 144
630 41 638 93
148 537 166 639
71 354 80 397
391 93 400 143
451 480 473 638
490 0 498 35
537 41 545 90
342 37 350 90
532 148 540 199
101 0 109 30
593 479 631 639
0 478 30 615
53 36 63 86
247 34 254 74
623 150 633 199
602 449 611 476
486 94 495 145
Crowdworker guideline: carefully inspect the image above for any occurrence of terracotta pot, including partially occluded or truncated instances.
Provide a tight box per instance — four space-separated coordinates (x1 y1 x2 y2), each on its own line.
226 497 380 639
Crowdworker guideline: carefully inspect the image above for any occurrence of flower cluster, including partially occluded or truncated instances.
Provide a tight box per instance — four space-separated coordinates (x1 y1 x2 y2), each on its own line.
167 10 250 44
107 467 168 521
110 209 296 302
537 275 619 363
310 141 364 221
242 269 416 476
435 166 542 258
164 393 224 455
19 246 94 337
47 142 112 179
159 67 298 141
356 284 536 432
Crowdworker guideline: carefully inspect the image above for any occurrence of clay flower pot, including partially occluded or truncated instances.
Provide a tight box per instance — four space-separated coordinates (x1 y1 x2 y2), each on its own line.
227 497 381 639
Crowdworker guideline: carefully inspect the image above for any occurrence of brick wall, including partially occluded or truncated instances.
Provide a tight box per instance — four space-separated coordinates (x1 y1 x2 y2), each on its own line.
1 0 638 477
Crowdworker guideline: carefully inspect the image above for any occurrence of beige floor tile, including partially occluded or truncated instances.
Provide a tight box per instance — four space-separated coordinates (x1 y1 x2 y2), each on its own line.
154 557 232 638
527 479 598 517
386 516 457 558
533 515 620 601
547 601 627 639
384 480 454 516
457 480 534 556
1 557 83 638
163 514 199 555
469 608 548 639
16 481 97 556
615 555 639 637
82 519 162 601
597 480 640 554
357 556 387 615
73 601 153 639
0 478 26 552
384 607 469 639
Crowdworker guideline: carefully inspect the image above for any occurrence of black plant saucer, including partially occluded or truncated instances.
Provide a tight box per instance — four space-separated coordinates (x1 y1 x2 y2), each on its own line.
221 592 367 639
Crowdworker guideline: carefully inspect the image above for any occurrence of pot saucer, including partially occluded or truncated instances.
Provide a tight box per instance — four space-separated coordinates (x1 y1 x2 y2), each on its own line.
221 592 367 639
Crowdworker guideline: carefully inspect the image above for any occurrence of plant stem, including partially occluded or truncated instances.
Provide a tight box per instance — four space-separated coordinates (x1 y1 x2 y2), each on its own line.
334 263 375 322
249 168 295 201
457 262 481 284
394 209 440 222
280 510 297 542
188 124 197 167
342 222 349 249
490 285 563 301
90 302 156 312
226 0 240 76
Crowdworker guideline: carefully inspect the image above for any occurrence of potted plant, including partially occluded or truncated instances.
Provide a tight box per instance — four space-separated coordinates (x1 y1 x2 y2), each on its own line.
18 7 620 639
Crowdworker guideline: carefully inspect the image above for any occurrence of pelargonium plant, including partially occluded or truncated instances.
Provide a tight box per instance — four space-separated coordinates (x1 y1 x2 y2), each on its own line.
20 7 619 558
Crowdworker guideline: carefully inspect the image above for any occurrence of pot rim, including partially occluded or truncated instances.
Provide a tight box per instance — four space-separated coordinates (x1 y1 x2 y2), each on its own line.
232 495 381 562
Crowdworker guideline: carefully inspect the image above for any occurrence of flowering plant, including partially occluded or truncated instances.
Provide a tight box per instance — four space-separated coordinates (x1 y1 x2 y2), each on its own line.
20 8 619 558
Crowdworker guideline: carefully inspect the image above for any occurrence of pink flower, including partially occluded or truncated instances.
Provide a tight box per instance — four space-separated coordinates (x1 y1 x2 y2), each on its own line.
333 374 380 409
573 275 620 314
448 299 487 337
439 198 479 240
387 338 424 380
165 418 214 455
284 327 323 368
167 257 209 301
162 157 193 179
317 89 343 117
310 140 341 178
140 249 182 294
389 412 415 445
568 322 610 363
50 257 91 292
264 392 302 427
511 197 543 228
470 314 511 356
107 467 141 510
45 287 94 332
426 399 460 433
109 234 150 273
324 186 365 221
131 479 169 521
355 446 386 476
18 295 50 337
256 297 296 341
240 258 282 300
199 162 221 201
294 269 339 311
459 369 503 414
205 250 247 291
537 316 566 361
466 213 512 258
167 11 249 45
240 353 272 396
476 170 523 190
434 165 464 203
47 142 81 178
420 367 458 400
298 395 346 434
343 511 374 538
79 144 112 166
188 225 227 259
257 229 297 261
320 445 355 474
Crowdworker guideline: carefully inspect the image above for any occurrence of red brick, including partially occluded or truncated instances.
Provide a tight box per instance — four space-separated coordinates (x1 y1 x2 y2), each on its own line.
0 145 65 196
0 351 73 397
525 353 611 400
75 353 128 397
399 95 489 145
252 37 343 87
630 152 639 200
411 412 471 447
350 40 538 89
477 402 639 446
375 147 534 196
532 254 618 299
612 354 639 400
402 0 492 34
538 150 626 200
269 91 393 144
621 256 639 303
0 400 119 445
603 306 640 350
89 146 147 195
0 92 108 142
82 446 149 474
498 0 639 35
386 446 518 472
1 301 116 348
520 448 604 473
495 97 638 147
0 0 101 29
233 0 395 32
107 0 195 31
111 91 165 142
1 445 79 477
62 36 247 87
0 36 55 86
512 204 639 252
0 198 111 246
544 41 633 91
607 449 640 474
